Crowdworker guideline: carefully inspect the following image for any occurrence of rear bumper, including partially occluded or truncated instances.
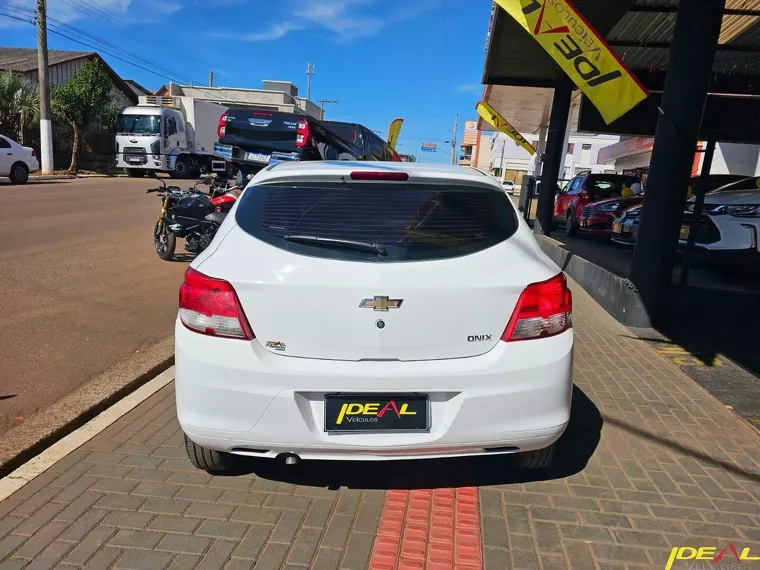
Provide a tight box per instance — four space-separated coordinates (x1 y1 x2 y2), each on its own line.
175 321 574 461
26 157 40 173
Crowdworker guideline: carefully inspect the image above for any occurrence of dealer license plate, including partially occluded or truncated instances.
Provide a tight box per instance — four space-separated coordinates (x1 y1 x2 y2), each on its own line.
247 152 271 164
679 225 691 239
324 394 429 433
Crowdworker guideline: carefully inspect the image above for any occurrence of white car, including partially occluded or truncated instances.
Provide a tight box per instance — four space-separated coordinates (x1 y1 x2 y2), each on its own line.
0 135 39 184
681 177 760 258
502 179 515 194
175 161 573 472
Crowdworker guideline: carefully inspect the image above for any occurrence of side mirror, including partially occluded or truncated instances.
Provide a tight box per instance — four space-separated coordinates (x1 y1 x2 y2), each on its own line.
108 117 116 134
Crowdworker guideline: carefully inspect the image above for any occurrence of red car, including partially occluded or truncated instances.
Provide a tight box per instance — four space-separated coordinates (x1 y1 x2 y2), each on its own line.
553 173 640 237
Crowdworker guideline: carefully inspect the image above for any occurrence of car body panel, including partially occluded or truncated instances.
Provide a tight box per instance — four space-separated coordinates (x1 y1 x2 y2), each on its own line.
553 173 640 227
176 161 574 460
681 184 760 254
0 135 39 178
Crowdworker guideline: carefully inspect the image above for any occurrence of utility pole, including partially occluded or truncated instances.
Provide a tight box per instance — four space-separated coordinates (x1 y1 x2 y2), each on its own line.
36 0 53 175
318 99 339 120
499 137 507 181
208 72 214 87
450 114 458 165
305 63 315 100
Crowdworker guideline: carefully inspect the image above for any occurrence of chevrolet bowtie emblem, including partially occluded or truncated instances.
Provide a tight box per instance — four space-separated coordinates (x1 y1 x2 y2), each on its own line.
359 296 403 312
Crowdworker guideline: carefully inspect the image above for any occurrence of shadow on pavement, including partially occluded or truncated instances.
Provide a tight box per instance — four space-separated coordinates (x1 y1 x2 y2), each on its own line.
226 386 603 490
603 414 760 483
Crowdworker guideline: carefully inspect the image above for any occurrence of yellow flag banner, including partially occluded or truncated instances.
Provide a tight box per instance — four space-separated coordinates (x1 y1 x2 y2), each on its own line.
476 101 536 156
494 0 648 124
386 118 403 150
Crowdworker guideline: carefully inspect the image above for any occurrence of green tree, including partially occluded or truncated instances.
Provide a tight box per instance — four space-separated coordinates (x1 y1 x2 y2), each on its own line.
51 60 113 174
0 71 39 140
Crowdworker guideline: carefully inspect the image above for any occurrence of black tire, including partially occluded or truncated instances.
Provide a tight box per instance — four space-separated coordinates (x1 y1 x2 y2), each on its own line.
153 221 176 261
171 155 189 179
9 162 29 184
184 434 236 473
513 444 555 469
565 211 578 237
126 169 145 178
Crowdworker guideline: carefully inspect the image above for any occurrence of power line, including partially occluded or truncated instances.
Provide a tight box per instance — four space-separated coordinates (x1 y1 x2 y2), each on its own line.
63 0 219 75
0 4 196 84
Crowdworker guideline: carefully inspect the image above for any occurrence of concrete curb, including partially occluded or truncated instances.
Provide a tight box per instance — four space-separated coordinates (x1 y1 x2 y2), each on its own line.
0 367 175 501
30 174 127 180
0 336 174 478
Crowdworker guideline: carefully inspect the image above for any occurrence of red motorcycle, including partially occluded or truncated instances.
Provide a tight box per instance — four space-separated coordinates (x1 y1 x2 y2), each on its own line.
205 176 244 213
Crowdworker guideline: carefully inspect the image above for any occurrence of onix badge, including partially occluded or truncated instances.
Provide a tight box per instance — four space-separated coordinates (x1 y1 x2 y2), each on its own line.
359 296 403 312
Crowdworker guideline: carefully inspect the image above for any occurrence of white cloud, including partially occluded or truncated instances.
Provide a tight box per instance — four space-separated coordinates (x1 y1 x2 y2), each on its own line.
293 0 436 42
239 21 301 41
151 1 183 15
458 84 483 94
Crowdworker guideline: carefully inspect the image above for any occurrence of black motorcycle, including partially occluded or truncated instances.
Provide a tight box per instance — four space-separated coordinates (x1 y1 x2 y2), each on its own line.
147 175 227 261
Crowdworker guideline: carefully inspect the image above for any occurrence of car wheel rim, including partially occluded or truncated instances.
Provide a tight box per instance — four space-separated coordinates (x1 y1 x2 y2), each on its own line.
14 166 26 181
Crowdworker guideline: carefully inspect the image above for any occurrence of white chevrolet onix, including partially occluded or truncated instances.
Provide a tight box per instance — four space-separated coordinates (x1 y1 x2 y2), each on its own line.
175 161 573 472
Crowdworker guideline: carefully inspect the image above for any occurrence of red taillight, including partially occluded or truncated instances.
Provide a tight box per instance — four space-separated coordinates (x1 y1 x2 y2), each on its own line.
31 150 36 157
350 171 409 181
501 273 572 342
217 112 228 138
296 119 310 148
178 268 254 340
253 112 273 117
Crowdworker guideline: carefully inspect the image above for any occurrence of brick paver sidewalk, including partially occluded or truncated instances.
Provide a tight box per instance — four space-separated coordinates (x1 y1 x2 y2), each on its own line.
0 282 758 570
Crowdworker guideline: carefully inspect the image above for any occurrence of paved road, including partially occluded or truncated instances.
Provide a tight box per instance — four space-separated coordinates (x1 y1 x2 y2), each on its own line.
0 282 757 570
0 178 188 435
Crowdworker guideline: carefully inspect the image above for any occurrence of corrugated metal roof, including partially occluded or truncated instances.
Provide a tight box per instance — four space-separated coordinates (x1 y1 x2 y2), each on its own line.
606 0 760 74
0 47 94 73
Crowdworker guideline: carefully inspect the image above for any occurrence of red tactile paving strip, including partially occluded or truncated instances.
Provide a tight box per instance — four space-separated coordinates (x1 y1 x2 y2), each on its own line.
369 487 483 570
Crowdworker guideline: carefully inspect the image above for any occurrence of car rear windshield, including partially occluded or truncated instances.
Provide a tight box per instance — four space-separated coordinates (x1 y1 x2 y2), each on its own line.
235 182 519 262
586 175 638 199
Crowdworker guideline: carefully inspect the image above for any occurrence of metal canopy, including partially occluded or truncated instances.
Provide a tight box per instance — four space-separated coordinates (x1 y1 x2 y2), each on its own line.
479 0 760 134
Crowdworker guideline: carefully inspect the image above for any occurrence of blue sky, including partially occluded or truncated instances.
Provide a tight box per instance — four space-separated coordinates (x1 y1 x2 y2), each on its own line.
0 0 492 162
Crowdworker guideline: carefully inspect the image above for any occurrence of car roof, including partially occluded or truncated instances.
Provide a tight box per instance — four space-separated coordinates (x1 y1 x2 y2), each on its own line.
252 161 500 188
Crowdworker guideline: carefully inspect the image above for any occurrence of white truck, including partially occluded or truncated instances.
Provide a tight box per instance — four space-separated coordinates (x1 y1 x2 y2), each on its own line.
115 96 230 178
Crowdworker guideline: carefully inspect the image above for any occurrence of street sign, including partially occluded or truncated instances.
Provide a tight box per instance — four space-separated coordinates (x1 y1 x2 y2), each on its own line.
421 143 437 152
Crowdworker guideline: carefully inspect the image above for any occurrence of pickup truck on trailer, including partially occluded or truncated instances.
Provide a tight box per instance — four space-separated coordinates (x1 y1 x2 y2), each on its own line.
214 109 400 174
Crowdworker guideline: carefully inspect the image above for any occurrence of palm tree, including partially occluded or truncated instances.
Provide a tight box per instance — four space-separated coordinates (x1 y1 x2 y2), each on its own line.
0 71 40 141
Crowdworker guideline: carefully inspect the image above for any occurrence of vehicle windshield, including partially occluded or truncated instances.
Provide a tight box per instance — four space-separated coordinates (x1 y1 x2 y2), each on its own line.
586 175 639 200
115 114 161 135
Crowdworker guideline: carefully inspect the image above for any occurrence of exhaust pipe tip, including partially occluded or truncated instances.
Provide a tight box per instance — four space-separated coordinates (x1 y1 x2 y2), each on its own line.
281 453 300 465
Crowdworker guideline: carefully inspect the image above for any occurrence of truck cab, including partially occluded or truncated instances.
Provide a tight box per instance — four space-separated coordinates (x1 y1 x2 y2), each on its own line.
115 96 228 178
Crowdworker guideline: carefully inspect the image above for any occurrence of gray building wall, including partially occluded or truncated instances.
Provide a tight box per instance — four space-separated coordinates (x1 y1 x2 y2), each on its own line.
23 58 133 108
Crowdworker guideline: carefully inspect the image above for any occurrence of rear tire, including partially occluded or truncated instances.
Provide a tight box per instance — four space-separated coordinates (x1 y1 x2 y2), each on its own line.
513 444 555 469
171 155 189 179
565 211 578 237
184 434 236 473
153 221 176 261
9 162 29 184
